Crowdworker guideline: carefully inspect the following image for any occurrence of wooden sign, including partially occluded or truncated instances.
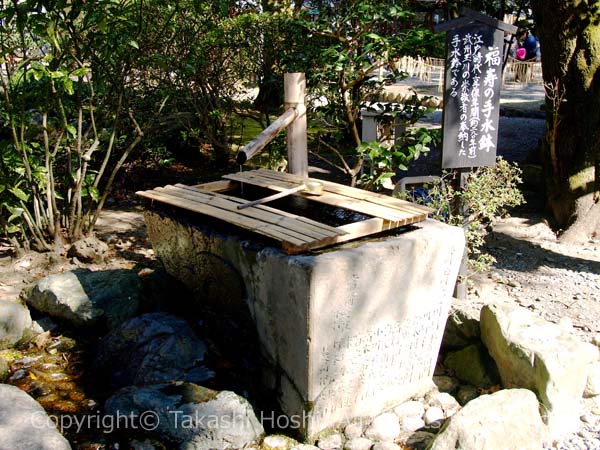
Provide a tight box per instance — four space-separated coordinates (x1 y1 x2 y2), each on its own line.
435 9 517 169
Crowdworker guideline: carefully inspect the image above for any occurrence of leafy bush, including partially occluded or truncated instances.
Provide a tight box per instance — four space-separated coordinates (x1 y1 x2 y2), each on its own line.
291 1 420 185
400 28 446 59
1 0 147 249
0 0 269 249
357 127 441 190
400 158 525 271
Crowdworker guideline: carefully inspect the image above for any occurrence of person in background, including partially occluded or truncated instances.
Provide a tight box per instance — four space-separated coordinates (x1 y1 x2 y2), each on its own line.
522 29 541 61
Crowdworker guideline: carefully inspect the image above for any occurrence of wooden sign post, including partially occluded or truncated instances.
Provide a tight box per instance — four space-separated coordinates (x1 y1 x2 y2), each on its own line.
435 9 517 298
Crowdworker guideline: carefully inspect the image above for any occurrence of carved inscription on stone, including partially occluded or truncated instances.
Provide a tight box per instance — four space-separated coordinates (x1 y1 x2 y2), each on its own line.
316 303 446 396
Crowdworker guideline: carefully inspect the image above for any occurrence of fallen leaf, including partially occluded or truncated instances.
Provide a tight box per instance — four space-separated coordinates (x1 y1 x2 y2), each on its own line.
35 331 52 349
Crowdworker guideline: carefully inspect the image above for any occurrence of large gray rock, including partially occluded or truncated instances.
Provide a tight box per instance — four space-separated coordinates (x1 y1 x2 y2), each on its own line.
0 299 32 349
95 312 214 389
104 383 264 450
25 269 142 329
480 303 599 438
0 384 72 450
429 389 546 450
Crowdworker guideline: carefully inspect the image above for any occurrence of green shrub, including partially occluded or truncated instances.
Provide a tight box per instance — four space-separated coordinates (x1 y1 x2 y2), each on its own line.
399 158 525 272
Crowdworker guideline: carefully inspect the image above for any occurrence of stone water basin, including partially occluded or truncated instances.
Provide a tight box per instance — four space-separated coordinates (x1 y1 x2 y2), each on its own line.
143 202 465 439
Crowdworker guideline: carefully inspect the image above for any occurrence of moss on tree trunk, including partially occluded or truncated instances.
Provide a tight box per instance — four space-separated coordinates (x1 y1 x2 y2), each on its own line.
532 0 600 242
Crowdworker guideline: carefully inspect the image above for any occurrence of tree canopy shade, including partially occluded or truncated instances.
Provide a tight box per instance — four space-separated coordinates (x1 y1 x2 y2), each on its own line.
532 0 600 242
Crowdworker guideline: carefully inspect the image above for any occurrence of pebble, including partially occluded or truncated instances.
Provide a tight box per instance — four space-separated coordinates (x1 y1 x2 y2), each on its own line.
393 400 425 419
456 385 479 406
14 356 42 366
343 437 372 450
263 435 298 450
428 392 460 416
432 375 460 394
343 422 364 440
7 369 28 382
399 415 425 433
317 434 343 450
291 446 320 450
423 406 444 426
365 413 400 442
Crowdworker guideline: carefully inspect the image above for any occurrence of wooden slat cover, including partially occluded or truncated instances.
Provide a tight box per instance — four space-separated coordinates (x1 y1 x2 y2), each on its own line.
137 185 345 246
172 184 343 239
137 169 429 254
253 169 433 215
224 172 419 223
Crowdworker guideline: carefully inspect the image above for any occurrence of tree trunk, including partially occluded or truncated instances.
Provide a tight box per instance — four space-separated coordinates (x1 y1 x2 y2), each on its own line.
532 0 600 243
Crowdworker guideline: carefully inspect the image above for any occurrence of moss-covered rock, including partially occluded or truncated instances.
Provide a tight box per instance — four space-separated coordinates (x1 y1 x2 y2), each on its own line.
0 356 8 382
25 269 142 330
444 344 499 388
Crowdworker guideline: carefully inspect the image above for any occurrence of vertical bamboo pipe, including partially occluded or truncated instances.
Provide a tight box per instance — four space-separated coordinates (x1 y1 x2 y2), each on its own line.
284 73 308 177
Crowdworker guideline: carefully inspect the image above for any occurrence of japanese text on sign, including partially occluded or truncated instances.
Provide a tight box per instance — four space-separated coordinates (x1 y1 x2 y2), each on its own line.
449 33 501 159
442 24 503 168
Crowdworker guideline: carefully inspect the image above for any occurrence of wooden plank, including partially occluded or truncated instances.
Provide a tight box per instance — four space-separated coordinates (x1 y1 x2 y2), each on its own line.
138 169 429 254
233 170 420 221
137 189 310 246
248 169 430 218
251 169 432 215
224 172 416 222
226 171 412 222
173 184 345 238
155 185 330 243
194 180 237 192
157 186 317 242
282 217 396 254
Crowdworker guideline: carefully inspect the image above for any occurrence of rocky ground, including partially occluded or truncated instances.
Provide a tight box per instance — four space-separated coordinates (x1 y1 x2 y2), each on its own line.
471 214 600 341
1 82 599 449
1 190 599 450
467 213 600 450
